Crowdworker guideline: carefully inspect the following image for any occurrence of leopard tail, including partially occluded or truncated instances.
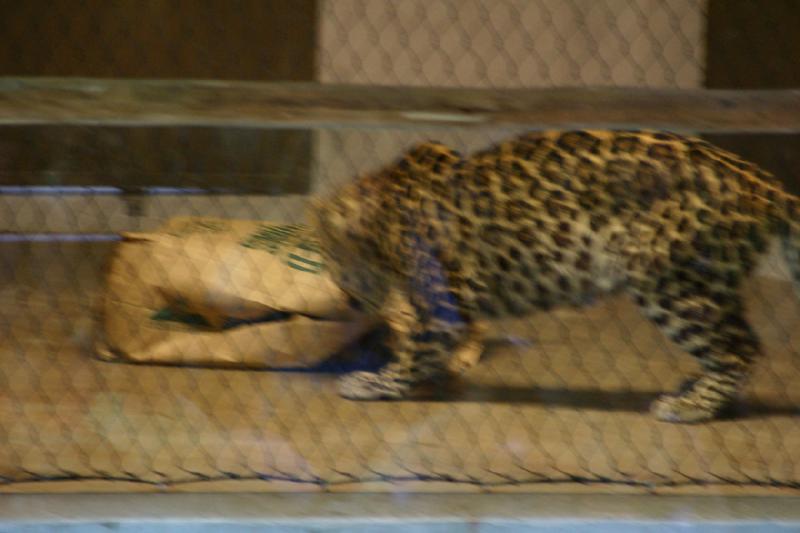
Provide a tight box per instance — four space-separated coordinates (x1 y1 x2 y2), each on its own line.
778 190 800 293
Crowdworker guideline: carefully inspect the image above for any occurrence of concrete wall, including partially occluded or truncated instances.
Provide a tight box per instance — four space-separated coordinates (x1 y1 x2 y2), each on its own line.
0 0 708 234
318 0 705 88
313 0 707 194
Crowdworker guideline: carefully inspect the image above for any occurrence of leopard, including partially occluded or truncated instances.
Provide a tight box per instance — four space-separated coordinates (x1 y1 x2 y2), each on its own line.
307 129 800 423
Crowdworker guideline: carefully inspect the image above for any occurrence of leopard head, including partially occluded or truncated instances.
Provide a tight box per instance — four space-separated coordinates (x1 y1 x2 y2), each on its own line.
307 188 391 311
306 141 463 307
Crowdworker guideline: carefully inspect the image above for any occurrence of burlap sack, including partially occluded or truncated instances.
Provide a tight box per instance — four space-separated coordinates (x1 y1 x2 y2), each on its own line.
96 217 377 368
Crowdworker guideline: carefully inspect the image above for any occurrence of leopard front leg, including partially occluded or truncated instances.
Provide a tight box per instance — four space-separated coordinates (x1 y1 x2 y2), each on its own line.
631 282 760 423
447 320 489 374
338 286 470 400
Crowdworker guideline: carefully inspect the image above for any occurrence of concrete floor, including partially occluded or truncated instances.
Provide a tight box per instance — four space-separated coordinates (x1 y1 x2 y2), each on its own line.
1 242 799 496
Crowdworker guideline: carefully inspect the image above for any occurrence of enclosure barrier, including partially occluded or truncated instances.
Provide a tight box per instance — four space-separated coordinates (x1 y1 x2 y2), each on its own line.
0 76 799 494
1 78 800 132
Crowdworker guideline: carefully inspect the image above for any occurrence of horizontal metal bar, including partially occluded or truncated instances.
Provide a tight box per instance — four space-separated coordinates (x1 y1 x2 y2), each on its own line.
0 78 799 132
0 186 267 196
0 186 121 195
0 233 121 242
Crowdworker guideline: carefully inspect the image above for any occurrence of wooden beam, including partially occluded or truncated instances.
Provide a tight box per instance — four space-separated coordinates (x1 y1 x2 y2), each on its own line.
0 1 317 81
0 125 312 190
1 78 799 133
704 0 800 194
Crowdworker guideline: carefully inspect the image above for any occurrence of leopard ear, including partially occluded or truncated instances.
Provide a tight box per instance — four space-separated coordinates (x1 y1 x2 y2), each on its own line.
406 142 462 173
308 196 324 212
305 197 328 228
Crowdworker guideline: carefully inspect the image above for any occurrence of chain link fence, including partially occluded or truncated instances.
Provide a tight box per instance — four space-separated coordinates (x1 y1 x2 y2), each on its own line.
320 0 705 88
1 0 800 493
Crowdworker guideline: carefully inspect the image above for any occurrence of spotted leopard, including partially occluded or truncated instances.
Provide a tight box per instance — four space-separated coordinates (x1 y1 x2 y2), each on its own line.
308 130 800 423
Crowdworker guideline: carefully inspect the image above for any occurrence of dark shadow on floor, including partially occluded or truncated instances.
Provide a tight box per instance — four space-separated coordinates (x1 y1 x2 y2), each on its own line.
311 328 799 419
404 383 799 419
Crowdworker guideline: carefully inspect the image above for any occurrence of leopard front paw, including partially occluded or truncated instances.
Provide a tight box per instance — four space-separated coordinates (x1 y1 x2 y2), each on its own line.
337 371 410 400
448 340 483 374
650 393 716 424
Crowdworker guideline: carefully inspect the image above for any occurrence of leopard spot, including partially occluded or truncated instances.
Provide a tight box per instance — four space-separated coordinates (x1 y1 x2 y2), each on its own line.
505 199 530 223
604 158 632 176
513 143 537 160
553 233 572 247
690 346 711 357
536 282 550 298
575 251 591 271
482 224 504 246
580 277 593 294
496 254 511 272
473 172 491 189
528 177 543 198
544 198 563 217
432 304 462 323
473 192 496 217
652 314 670 326
516 227 537 245
430 181 447 197
730 221 747 238
477 298 497 316
466 278 484 291
557 131 600 154
676 324 705 343
541 166 562 184
652 132 679 141
647 143 677 160
711 291 728 304
688 148 706 165
546 150 565 166
445 258 462 272
589 214 609 231
501 294 527 315
611 135 642 154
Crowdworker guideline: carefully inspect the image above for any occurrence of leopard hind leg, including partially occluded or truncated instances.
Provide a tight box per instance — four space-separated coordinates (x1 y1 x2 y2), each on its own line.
630 271 761 423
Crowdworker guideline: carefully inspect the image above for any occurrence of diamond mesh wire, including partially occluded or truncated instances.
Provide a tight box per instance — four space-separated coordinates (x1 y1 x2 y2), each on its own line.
1 0 799 493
